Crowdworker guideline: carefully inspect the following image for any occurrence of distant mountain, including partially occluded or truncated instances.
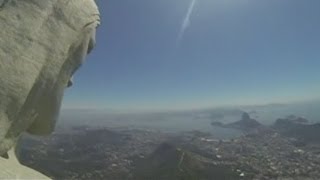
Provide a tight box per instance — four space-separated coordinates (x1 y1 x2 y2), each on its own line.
226 113 262 130
273 115 309 128
133 143 239 180
273 116 320 143
211 112 262 131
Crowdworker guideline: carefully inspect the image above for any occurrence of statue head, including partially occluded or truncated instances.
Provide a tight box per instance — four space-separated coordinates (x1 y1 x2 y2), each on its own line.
0 0 100 155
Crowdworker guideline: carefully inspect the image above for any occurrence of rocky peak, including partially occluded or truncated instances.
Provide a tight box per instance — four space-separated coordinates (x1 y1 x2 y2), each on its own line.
211 112 262 131
242 112 251 121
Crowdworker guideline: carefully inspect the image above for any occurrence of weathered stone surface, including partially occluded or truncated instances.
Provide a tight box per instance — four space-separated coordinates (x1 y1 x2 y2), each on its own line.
0 0 100 178
0 150 49 179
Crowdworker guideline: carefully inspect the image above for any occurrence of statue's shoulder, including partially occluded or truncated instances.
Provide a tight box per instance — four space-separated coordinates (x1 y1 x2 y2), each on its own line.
0 157 50 179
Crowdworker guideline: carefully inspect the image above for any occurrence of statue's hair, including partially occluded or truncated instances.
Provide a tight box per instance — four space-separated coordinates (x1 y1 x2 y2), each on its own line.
54 0 100 30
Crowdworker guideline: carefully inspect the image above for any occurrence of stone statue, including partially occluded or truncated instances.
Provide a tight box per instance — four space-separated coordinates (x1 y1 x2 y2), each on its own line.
0 0 100 177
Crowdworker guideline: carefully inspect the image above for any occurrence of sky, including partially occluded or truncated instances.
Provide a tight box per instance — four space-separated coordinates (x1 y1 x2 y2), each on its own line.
62 0 320 111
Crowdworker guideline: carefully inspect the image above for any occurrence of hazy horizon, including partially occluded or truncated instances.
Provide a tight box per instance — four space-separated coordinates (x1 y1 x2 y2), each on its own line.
61 98 320 113
58 99 320 134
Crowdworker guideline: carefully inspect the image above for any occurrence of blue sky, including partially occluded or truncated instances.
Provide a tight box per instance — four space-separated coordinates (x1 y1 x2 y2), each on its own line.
63 0 320 111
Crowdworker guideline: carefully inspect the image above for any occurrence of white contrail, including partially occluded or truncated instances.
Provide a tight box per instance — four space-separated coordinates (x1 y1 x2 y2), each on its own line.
177 0 197 43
